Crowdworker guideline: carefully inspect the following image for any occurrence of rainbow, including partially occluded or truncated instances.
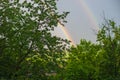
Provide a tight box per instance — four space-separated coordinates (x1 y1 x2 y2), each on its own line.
77 0 99 32
58 23 75 46
58 0 100 46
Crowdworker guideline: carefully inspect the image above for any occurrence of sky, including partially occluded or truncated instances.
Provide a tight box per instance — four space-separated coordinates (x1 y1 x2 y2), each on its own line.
55 0 120 44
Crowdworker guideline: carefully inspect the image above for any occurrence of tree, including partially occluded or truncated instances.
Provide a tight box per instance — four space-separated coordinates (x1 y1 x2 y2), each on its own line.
97 20 120 79
63 40 100 80
63 20 120 80
0 0 69 79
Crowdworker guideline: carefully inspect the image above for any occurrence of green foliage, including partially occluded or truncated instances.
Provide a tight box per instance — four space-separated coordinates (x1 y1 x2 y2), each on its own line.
97 20 120 80
0 0 69 79
63 20 120 80
63 40 100 80
1 1 120 80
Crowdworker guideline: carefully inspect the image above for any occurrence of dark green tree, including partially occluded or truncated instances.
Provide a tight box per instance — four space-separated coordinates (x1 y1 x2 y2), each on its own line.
0 0 69 79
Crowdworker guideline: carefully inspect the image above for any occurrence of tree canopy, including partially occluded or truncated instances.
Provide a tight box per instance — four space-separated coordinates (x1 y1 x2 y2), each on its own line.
62 20 120 80
0 0 69 79
0 0 120 80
